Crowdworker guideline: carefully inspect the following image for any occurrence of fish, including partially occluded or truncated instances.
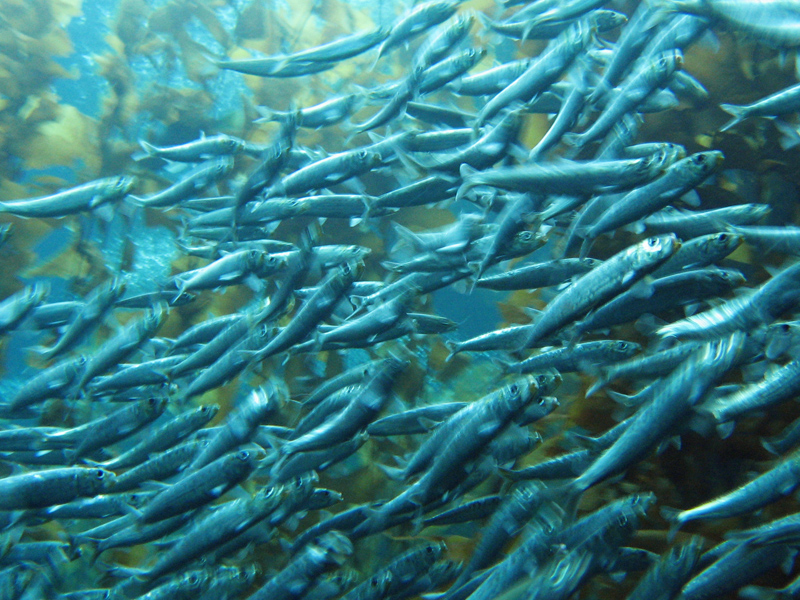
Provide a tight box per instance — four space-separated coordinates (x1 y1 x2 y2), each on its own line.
663 0 800 48
521 235 680 348
0 176 134 218
135 133 248 162
0 467 114 510
662 448 800 535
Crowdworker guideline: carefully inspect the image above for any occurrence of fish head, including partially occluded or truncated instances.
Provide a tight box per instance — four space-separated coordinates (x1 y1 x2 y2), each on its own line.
594 9 628 32
141 396 168 419
197 403 220 422
79 467 116 495
687 150 724 177
220 134 244 153
612 340 641 357
510 230 547 255
532 370 562 395
633 235 681 271
308 488 344 510
710 267 746 288
703 231 742 257
112 175 136 197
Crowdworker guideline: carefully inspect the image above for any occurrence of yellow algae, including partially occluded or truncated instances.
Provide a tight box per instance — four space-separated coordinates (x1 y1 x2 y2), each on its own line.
22 104 100 172
50 0 83 25
519 112 548 150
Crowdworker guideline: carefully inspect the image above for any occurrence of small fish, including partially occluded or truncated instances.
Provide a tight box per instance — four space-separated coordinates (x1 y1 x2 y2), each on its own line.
504 340 641 375
476 258 601 291
42 397 168 463
95 404 218 470
375 1 459 63
186 385 277 472
266 149 383 198
571 334 745 493
0 283 49 335
115 486 282 581
521 235 680 348
367 402 468 436
136 449 256 523
662 448 800 535
412 13 475 73
643 204 771 240
130 157 233 208
135 133 247 162
475 20 593 127
279 358 406 455
657 261 800 339
0 176 134 218
257 94 364 130
664 0 800 48
247 531 353 600
0 466 113 510
74 305 166 391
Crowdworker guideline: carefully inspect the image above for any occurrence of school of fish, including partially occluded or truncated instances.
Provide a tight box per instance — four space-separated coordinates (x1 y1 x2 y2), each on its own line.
3 0 800 598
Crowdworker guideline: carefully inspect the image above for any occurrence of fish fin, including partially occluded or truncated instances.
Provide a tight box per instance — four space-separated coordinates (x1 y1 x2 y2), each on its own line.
628 279 655 299
737 585 782 600
633 313 666 335
578 236 595 260
585 377 607 398
774 120 800 151
760 436 784 456
103 563 147 580
681 189 701 207
606 389 646 408
716 420 735 439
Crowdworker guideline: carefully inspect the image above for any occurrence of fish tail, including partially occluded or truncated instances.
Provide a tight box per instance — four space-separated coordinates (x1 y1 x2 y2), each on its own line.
774 120 800 151
718 103 746 132
131 140 156 161
659 506 683 542
443 340 460 362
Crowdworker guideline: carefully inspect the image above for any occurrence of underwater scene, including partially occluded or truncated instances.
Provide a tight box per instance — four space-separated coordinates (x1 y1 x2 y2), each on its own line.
4 0 800 598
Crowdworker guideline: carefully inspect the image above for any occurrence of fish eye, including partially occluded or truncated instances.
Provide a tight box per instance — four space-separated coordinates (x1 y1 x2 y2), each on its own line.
147 397 158 407
237 450 250 461
617 514 628 526
646 237 659 248
95 469 105 480
509 384 519 395
357 150 368 159
717 233 728 241
371 577 379 587
537 397 545 405
695 154 706 164
426 545 436 554
342 263 352 275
